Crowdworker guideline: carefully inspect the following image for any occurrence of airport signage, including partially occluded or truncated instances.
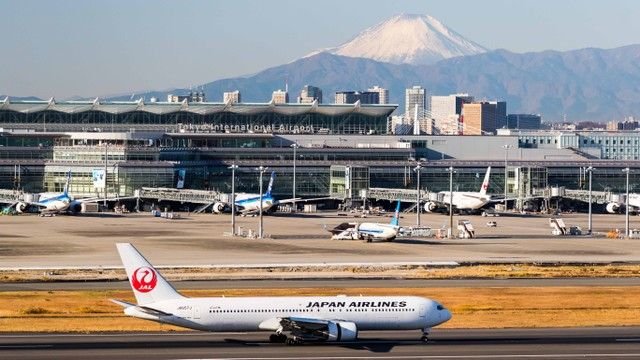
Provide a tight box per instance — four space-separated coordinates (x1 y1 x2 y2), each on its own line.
178 123 316 134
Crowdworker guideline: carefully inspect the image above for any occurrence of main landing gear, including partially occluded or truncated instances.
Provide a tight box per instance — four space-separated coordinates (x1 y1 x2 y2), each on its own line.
269 334 304 345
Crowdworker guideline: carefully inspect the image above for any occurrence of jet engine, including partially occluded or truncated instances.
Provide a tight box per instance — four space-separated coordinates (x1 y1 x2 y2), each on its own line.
326 321 358 342
16 202 28 213
212 202 227 214
68 201 83 214
424 201 438 213
606 202 621 214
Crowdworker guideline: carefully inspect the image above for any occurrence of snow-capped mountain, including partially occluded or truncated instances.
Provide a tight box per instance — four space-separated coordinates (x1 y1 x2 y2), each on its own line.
321 14 487 65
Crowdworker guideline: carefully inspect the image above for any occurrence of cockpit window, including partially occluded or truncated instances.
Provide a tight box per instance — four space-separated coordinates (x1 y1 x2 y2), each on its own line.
437 305 445 311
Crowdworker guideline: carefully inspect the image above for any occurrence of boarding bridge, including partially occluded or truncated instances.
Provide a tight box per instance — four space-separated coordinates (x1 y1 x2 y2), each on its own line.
367 187 429 203
136 188 227 212
0 189 21 203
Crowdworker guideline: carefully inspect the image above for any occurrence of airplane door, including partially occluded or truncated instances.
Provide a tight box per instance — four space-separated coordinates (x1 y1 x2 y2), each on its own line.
419 303 426 319
193 307 200 320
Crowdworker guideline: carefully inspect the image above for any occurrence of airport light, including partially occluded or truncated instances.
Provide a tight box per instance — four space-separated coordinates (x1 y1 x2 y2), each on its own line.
258 165 268 239
585 166 594 235
448 166 454 239
623 167 631 238
291 143 299 212
503 144 512 210
414 163 423 226
228 163 238 236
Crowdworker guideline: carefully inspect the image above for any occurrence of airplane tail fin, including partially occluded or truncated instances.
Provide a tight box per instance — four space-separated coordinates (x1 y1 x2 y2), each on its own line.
63 169 71 195
116 243 184 305
390 200 401 227
479 167 491 196
265 171 275 196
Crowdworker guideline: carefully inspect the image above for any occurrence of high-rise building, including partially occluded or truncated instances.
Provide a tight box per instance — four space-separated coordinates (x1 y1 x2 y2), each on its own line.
461 102 497 135
168 90 206 103
405 86 427 135
334 91 380 104
368 86 389 104
430 94 474 134
490 101 507 129
297 85 323 104
223 90 241 104
507 114 541 129
272 89 289 104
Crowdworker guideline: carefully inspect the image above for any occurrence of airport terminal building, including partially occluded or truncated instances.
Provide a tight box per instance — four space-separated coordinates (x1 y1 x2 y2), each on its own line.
1 99 639 203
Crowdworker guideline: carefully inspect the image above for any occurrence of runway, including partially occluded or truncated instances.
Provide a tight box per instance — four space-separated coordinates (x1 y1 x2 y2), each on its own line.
3 277 640 291
1 328 639 359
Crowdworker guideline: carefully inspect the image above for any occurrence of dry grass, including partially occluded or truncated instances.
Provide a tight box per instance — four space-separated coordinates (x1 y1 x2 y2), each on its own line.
1 287 640 332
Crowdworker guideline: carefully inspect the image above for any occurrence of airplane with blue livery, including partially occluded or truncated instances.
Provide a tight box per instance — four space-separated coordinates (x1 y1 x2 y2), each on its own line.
328 201 402 242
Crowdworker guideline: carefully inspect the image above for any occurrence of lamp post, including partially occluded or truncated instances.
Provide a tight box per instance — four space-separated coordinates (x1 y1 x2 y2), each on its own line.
103 143 108 208
414 163 422 226
258 166 268 239
503 144 511 210
623 167 630 238
229 164 238 236
585 166 594 235
448 166 454 238
291 143 299 212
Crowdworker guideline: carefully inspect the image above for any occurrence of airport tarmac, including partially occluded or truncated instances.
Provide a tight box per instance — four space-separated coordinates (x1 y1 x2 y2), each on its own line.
1 327 639 360
2 211 640 268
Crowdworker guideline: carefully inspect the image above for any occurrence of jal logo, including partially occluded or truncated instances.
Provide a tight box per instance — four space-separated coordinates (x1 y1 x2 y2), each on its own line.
131 267 157 293
482 182 489 190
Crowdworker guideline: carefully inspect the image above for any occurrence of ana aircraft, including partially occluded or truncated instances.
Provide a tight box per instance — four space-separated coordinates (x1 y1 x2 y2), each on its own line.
4 171 110 215
112 243 451 344
606 193 640 214
212 171 322 215
328 201 401 242
424 167 494 213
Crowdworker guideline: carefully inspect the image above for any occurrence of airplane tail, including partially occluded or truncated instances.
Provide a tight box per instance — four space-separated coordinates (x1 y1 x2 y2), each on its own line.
116 243 184 305
479 167 491 196
390 200 401 227
63 169 71 195
265 171 275 196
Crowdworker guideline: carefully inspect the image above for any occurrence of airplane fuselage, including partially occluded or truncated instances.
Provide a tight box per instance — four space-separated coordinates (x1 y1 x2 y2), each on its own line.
441 192 491 210
234 193 275 213
127 296 449 332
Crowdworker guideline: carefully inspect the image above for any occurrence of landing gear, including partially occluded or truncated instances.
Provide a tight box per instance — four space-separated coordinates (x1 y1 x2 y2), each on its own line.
269 334 287 343
421 328 431 343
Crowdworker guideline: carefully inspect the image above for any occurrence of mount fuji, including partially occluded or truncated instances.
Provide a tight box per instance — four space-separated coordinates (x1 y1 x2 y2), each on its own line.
316 14 487 65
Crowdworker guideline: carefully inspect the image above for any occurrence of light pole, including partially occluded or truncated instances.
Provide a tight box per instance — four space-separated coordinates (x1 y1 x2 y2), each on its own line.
103 143 108 208
503 144 511 210
258 165 268 239
586 166 593 235
448 166 454 238
414 163 422 226
291 143 299 212
229 163 238 236
623 167 630 238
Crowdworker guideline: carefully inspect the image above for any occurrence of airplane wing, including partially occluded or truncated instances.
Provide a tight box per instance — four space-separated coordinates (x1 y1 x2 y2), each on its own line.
259 316 330 332
274 197 332 206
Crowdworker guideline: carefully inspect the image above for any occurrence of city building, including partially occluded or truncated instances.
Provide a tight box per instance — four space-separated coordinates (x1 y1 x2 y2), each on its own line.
507 114 541 129
368 86 389 104
335 91 379 105
272 89 289 104
405 86 427 134
430 94 474 135
167 90 206 103
607 117 638 131
489 101 507 129
297 85 323 104
461 102 497 135
223 90 241 104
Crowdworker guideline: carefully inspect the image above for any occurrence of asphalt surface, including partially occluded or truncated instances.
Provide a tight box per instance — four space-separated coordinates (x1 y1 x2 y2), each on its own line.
3 277 640 291
3 212 640 267
1 328 639 359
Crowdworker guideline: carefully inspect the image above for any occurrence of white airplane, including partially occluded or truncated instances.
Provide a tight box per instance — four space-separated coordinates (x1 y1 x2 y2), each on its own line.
424 167 494 213
112 243 452 344
606 193 640 214
328 201 401 242
5 171 111 215
212 171 324 215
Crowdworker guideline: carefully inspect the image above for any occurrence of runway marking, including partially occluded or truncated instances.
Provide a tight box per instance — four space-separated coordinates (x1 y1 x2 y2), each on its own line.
0 345 52 349
617 338 640 342
0 332 248 338
175 355 640 360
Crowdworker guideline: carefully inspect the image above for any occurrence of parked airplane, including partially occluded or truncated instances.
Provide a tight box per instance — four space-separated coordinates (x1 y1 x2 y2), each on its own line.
423 167 494 213
112 243 451 344
4 171 112 215
328 201 401 242
212 171 322 215
606 193 640 213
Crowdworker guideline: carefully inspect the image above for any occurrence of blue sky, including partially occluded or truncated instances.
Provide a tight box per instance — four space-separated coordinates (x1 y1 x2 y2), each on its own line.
2 0 639 98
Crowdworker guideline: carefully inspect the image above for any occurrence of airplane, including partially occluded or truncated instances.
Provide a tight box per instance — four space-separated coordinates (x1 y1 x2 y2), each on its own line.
423 167 495 214
212 171 324 215
3 171 114 215
111 243 452 344
606 193 640 214
328 201 401 242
